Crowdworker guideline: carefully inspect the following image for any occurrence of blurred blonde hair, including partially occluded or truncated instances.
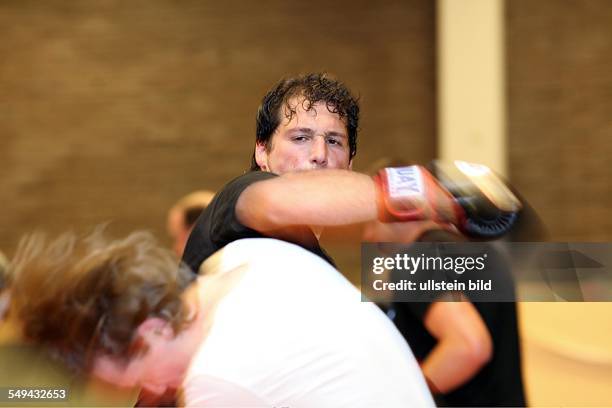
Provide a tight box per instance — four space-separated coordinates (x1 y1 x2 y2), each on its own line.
9 228 194 372
169 190 215 229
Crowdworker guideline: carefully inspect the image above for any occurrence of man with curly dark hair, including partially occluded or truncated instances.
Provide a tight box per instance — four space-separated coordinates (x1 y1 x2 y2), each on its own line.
181 71 504 275
250 73 359 171
183 72 365 272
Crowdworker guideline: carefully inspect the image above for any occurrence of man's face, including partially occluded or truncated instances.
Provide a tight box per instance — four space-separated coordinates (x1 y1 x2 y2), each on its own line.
91 320 182 397
256 98 352 174
93 353 155 394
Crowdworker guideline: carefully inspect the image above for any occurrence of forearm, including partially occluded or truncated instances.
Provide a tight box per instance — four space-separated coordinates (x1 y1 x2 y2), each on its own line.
420 301 493 394
237 169 378 231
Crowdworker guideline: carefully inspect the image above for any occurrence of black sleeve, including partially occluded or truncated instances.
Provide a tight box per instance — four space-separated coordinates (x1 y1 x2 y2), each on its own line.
402 229 467 318
181 171 278 273
390 228 466 359
209 171 278 245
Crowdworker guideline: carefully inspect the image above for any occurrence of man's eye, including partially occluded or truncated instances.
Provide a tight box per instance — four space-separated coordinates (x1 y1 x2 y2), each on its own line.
293 136 308 142
327 138 342 146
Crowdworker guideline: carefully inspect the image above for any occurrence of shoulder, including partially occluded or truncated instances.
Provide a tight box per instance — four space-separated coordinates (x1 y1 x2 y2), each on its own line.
222 171 278 193
211 171 278 211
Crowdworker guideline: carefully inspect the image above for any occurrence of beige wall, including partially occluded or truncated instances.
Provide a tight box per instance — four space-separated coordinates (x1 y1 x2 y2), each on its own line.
518 303 612 407
438 1 612 406
508 2 612 406
507 0 612 242
438 0 507 175
0 0 436 256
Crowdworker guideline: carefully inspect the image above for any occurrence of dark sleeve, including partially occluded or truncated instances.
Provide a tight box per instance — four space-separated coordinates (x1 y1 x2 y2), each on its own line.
404 228 467 318
181 171 278 273
390 228 466 358
209 171 278 245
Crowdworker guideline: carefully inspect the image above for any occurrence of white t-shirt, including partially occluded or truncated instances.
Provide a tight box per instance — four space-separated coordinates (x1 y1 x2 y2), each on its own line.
182 238 434 407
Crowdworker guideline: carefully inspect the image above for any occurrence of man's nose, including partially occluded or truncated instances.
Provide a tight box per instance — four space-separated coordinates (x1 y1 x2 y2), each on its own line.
309 136 328 168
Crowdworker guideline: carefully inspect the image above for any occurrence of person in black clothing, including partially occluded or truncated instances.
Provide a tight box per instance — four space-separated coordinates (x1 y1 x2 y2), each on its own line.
182 73 360 273
181 72 526 406
374 226 526 407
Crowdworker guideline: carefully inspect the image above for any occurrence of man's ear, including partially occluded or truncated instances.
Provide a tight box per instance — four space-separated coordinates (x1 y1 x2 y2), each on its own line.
348 158 353 170
255 142 269 171
136 317 174 341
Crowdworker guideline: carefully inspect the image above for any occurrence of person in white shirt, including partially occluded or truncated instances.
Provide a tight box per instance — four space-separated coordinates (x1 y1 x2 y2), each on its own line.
9 230 433 407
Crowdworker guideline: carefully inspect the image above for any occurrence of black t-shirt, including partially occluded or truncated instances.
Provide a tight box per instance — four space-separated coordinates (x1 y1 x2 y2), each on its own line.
182 171 335 273
391 230 526 407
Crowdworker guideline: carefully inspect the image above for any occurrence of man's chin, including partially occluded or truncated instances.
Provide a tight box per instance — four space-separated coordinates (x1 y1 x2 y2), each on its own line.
137 386 178 407
295 166 330 172
271 164 338 174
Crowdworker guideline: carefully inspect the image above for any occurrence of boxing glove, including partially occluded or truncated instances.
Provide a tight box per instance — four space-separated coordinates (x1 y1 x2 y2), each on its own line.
373 161 522 239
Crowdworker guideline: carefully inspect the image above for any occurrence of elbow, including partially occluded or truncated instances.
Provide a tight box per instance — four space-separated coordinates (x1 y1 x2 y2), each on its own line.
458 330 493 368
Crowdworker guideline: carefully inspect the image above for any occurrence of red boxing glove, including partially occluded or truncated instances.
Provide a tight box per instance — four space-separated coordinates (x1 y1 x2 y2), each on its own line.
374 162 522 239
374 166 465 225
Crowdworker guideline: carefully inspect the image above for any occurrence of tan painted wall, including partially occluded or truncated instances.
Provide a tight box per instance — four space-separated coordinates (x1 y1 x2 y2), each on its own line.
507 0 612 242
508 2 612 406
438 0 507 175
438 1 612 406
519 303 612 407
0 0 436 256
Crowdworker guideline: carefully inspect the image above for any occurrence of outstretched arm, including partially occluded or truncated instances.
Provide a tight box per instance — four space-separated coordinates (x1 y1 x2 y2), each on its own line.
236 169 378 233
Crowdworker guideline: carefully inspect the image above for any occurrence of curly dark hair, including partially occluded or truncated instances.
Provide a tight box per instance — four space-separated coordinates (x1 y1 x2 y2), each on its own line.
251 73 360 170
8 229 195 372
